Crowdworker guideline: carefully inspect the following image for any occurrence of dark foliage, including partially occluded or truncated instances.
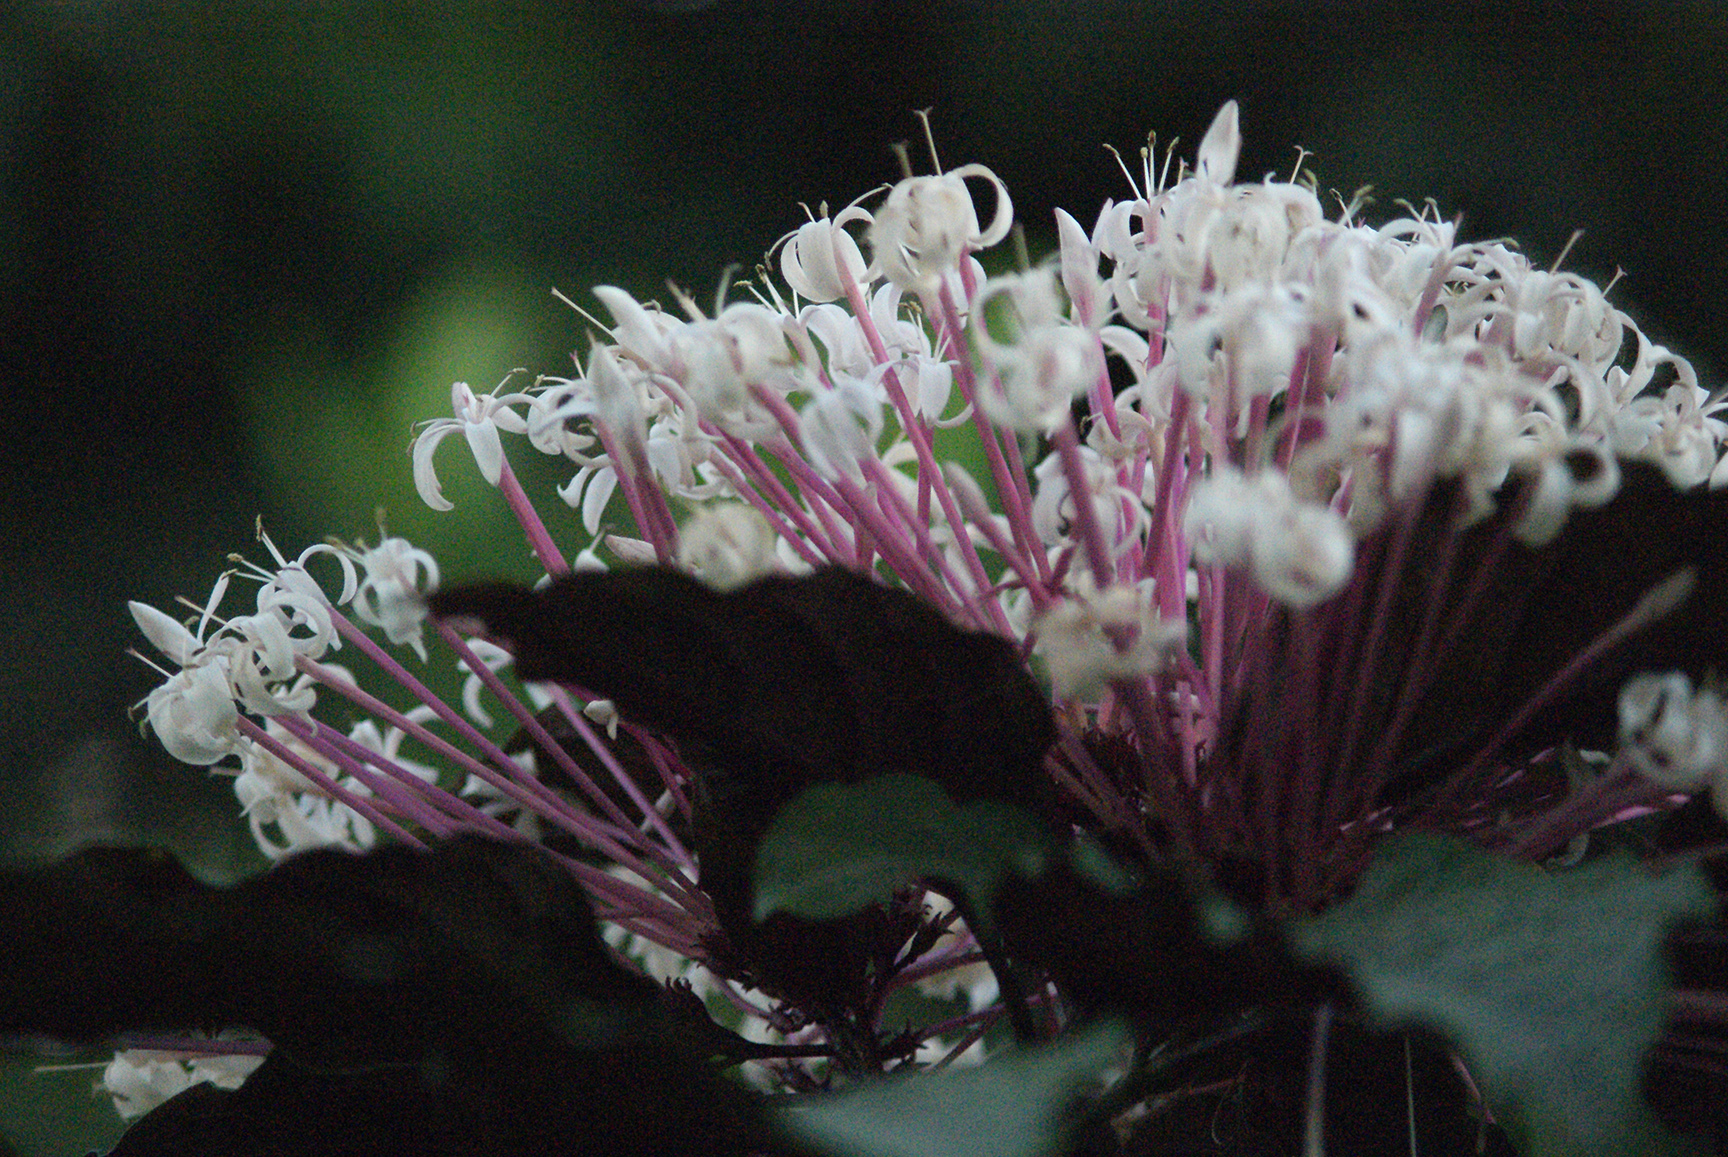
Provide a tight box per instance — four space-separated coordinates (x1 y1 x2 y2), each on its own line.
431 566 1056 1059
0 838 791 1156
1380 461 1728 789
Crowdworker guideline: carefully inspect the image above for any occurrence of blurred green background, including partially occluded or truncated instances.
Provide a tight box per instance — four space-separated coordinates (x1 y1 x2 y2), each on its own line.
2 1 1725 1152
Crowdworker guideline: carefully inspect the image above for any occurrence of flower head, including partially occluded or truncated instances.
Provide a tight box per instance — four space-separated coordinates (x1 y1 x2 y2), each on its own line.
125 102 1728 1139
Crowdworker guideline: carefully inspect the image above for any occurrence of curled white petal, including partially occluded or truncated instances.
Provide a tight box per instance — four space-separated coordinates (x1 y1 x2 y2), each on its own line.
869 165 1013 294
463 415 506 486
146 662 241 766
348 537 440 661
1055 207 1107 327
592 285 673 367
779 206 872 303
587 343 651 473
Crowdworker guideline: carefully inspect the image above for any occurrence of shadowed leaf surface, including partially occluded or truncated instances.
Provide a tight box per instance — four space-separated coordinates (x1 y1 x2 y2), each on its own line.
753 773 1050 926
0 838 794 1156
780 1024 1128 1157
430 567 1056 1046
1292 831 1712 1157
427 566 1055 815
1382 462 1728 786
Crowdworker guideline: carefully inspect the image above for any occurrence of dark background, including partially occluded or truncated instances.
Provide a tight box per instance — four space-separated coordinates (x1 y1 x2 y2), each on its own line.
1 2 1724 1148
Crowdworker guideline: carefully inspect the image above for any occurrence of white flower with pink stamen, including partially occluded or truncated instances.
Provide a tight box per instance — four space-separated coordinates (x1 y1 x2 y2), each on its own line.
129 101 1728 1094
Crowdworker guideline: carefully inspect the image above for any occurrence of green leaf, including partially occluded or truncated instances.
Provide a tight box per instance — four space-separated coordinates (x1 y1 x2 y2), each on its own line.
1291 831 1712 1157
753 773 1049 924
780 1023 1127 1157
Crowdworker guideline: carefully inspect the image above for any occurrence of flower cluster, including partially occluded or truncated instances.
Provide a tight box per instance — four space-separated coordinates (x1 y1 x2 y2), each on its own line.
127 102 1728 1108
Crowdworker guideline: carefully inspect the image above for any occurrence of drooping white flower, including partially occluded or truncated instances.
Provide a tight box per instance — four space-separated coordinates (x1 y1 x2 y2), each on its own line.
143 662 242 766
867 164 1012 295
411 378 533 511
777 201 874 304
346 536 439 661
1618 671 1728 791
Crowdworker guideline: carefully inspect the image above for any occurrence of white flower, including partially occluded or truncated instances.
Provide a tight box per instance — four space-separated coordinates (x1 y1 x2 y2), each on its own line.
411 378 533 511
777 201 874 303
799 373 885 481
144 662 241 766
346 536 439 661
1618 671 1727 791
1035 581 1185 701
102 1052 197 1120
1186 467 1353 606
973 267 1104 433
678 503 782 591
1246 495 1354 608
867 164 1012 295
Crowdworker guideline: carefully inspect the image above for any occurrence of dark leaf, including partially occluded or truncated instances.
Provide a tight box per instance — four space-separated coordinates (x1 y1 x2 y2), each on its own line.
427 566 1055 816
0 846 230 1042
1389 461 1728 781
989 855 1344 1038
431 567 1056 1041
1292 831 1711 1157
0 838 794 1156
779 1024 1128 1157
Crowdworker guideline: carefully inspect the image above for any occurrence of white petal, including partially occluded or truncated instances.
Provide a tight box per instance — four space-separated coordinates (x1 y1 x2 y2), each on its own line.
1196 101 1242 185
464 418 505 486
582 468 619 535
130 602 199 666
1055 207 1105 326
410 422 459 511
147 663 240 766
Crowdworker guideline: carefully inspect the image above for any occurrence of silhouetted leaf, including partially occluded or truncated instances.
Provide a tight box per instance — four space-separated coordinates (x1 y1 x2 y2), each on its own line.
1292 831 1712 1157
1387 461 1728 783
430 567 1056 1043
427 566 1054 816
990 856 1344 1036
0 838 793 1156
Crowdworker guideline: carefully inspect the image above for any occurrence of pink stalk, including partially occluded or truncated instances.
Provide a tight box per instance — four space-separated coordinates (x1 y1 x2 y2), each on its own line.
432 623 658 837
297 641 674 891
861 456 1011 634
495 458 569 577
700 441 835 567
1052 422 1115 587
1141 389 1192 617
932 282 1047 581
234 717 426 849
544 683 695 870
269 713 460 837
591 421 678 564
